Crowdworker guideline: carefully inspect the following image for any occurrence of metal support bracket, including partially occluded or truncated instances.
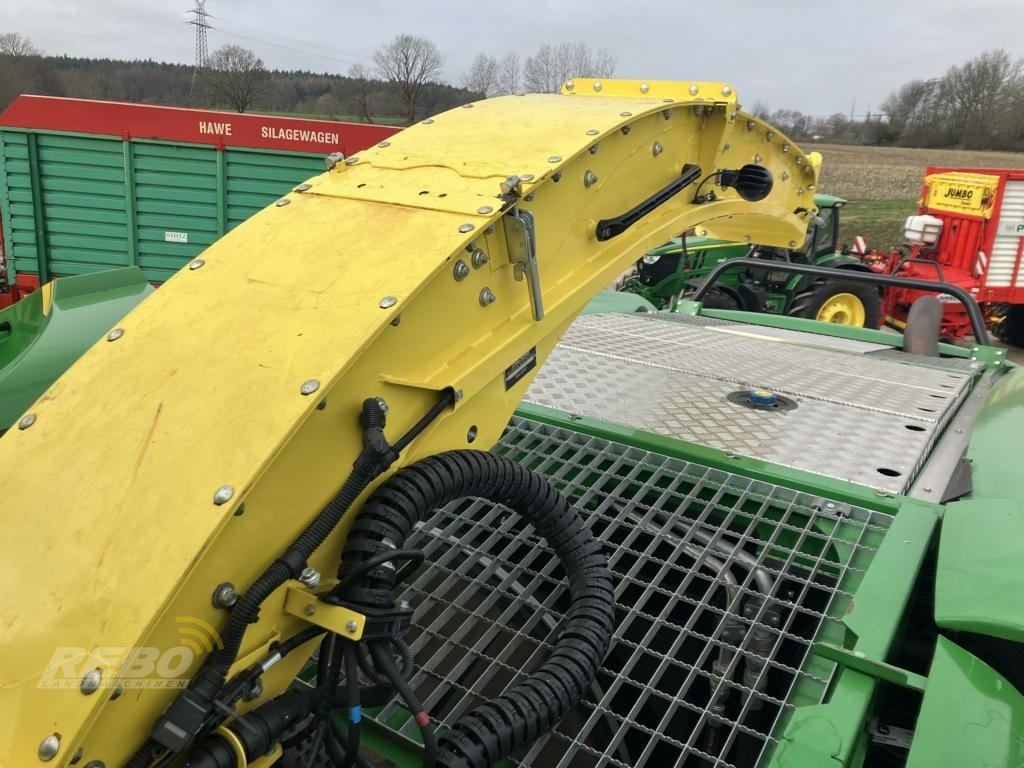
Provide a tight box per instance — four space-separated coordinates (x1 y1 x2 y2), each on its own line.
283 584 366 641
505 209 544 321
814 641 927 692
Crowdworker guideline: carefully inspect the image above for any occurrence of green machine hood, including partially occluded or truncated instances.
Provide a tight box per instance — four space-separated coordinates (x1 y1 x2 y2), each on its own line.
0 267 152 430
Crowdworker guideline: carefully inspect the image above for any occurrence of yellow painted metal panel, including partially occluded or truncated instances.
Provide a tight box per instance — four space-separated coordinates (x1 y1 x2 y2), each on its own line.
923 171 1001 218
0 82 816 764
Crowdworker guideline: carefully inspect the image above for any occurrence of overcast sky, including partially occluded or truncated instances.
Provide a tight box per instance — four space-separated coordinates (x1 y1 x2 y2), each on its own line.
3 0 1023 116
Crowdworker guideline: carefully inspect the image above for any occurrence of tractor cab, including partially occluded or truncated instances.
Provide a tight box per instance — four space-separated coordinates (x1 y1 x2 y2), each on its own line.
801 194 845 259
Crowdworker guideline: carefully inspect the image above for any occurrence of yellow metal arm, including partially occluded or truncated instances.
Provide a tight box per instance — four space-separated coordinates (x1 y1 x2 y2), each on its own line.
0 79 817 765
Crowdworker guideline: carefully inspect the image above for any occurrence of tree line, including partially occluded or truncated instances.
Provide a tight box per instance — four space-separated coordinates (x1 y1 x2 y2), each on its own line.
2 30 1023 151
751 49 1024 150
0 31 614 125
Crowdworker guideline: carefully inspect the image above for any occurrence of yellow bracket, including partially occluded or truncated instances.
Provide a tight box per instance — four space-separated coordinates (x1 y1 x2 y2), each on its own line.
282 585 366 641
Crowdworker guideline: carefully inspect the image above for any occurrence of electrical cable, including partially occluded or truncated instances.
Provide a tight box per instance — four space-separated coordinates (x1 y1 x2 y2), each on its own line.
369 642 437 768
274 626 326 657
205 13 363 64
342 641 362 767
131 391 455 765
357 638 413 686
335 549 425 592
692 171 723 202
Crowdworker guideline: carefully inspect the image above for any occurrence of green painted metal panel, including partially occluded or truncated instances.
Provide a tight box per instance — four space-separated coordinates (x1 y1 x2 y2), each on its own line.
0 267 152 430
32 133 126 279
767 499 940 768
906 636 1024 768
935 496 1024 643
132 141 218 281
0 127 327 286
224 147 323 230
581 288 658 314
967 367 1024 499
0 132 14 285
26 134 49 283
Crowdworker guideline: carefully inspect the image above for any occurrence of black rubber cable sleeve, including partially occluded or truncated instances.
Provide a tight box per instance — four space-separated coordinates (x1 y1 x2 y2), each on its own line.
336 451 615 768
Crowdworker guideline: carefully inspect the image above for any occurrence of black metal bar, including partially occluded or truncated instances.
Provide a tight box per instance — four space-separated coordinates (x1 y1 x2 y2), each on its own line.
692 258 989 344
595 164 702 242
894 256 945 283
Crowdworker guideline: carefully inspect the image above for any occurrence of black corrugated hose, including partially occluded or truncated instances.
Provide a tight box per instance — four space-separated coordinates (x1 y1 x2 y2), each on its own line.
332 449 616 768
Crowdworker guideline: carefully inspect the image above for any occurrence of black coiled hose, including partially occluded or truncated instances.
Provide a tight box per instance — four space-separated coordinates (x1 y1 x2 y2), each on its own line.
334 450 615 768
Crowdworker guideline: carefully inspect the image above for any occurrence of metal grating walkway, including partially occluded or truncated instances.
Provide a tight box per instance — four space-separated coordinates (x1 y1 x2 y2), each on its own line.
370 417 894 767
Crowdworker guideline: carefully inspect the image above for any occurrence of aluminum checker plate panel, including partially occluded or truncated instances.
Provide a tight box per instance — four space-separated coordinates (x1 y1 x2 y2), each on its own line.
524 314 972 493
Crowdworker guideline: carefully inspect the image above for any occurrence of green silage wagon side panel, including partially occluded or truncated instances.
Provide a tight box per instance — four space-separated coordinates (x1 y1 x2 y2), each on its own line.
224 148 324 230
0 128 325 285
37 133 131 277
132 141 219 282
0 131 41 279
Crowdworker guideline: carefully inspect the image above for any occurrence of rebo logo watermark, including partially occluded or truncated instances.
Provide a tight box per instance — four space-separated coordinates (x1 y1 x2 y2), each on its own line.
38 616 222 690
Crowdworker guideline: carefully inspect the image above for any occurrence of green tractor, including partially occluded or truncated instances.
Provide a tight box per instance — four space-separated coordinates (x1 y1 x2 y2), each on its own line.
621 194 883 327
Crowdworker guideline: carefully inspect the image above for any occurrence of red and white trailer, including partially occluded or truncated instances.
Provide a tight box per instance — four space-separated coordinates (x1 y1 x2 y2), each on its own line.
873 167 1024 341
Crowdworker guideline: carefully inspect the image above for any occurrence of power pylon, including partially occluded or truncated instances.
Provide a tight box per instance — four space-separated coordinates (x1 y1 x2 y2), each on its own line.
187 0 211 98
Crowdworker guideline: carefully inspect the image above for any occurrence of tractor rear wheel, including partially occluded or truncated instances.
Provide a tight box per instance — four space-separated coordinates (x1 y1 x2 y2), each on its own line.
700 287 740 310
788 278 882 328
996 304 1024 347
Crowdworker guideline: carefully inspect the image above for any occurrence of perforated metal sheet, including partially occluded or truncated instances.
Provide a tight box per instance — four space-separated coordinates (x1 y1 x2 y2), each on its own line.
524 314 972 492
372 418 893 767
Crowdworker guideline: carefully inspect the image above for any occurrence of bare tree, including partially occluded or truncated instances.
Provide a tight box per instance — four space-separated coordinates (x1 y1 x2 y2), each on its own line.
208 44 268 113
940 49 1022 147
497 51 521 95
0 32 61 110
373 34 443 123
749 102 772 120
464 53 499 97
0 32 39 56
523 43 616 93
523 45 561 93
348 63 376 122
881 79 940 144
